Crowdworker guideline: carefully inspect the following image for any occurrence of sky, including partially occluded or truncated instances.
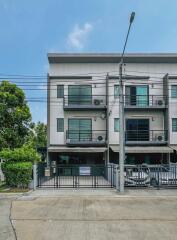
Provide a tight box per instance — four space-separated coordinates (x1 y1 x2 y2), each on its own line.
0 0 177 123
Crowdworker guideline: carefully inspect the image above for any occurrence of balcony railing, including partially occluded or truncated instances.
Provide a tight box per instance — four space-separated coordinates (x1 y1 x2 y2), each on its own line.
124 95 167 108
125 130 168 145
66 130 107 146
63 95 106 110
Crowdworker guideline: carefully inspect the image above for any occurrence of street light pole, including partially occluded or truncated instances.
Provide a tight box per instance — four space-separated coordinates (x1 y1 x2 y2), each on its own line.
119 12 135 193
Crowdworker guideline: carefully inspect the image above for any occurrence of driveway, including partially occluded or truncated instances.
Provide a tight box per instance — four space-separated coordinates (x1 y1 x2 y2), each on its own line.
10 189 177 240
0 194 22 240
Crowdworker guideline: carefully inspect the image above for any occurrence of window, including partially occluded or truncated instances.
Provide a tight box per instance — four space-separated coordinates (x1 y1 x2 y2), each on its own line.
125 85 148 106
57 118 64 132
172 118 177 132
114 85 119 98
126 119 149 141
171 85 177 98
68 119 92 141
68 85 92 105
114 118 120 132
57 85 64 98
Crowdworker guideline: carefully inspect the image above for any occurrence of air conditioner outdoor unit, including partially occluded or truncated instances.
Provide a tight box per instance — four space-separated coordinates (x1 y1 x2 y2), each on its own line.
155 134 164 141
97 135 104 141
94 99 103 105
156 99 165 106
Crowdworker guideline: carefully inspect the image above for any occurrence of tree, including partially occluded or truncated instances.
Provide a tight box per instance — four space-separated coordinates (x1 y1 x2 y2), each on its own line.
27 121 47 149
0 81 31 150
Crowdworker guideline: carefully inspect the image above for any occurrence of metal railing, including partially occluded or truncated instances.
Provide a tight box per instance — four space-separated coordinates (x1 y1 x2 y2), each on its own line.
37 163 177 189
124 95 167 107
66 130 107 144
121 164 177 188
37 164 116 188
63 95 106 107
125 130 168 143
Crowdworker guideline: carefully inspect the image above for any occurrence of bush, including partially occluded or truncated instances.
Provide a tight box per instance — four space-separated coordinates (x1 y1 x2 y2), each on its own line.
2 162 32 188
0 145 40 163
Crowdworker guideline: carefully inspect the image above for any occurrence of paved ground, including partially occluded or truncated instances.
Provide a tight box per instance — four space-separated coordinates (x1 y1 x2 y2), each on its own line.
0 193 23 240
28 188 177 197
8 189 177 240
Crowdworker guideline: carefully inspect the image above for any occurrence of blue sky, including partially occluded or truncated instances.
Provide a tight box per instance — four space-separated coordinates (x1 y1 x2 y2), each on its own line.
0 0 177 123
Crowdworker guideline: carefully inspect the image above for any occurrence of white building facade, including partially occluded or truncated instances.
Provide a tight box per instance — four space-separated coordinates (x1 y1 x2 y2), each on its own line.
47 53 177 166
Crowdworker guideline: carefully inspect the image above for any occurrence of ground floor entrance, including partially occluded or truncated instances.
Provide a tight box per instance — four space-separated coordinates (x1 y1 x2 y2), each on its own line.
38 164 116 188
42 148 177 189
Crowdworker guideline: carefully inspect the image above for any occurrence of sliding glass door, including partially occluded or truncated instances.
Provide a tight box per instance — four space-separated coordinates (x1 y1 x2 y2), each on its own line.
136 86 148 106
68 119 92 141
68 85 92 105
125 86 148 106
126 119 149 141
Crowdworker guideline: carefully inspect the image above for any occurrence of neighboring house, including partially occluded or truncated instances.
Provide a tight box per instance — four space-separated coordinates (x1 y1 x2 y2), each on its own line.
47 53 177 166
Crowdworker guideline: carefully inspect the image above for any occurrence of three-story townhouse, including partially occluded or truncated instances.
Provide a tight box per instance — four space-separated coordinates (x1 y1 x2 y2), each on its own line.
47 53 177 167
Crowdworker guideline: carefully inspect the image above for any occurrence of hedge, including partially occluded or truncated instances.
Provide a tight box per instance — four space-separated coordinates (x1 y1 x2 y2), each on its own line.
0 145 40 163
2 162 32 188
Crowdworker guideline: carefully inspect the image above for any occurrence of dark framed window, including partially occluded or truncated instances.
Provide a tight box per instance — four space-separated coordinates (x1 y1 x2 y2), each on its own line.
57 118 64 132
57 85 64 98
114 118 120 132
125 85 149 106
68 118 92 141
68 85 92 105
114 85 119 99
172 118 177 132
171 85 177 98
126 119 149 141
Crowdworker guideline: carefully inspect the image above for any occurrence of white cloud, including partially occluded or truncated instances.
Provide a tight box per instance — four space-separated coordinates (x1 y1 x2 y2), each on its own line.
67 23 93 50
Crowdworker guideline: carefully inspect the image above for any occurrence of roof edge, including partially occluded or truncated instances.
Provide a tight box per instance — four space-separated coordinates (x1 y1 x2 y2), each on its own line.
48 53 177 64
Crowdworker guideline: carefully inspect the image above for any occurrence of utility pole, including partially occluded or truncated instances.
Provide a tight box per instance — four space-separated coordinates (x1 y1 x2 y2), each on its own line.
119 12 135 193
106 73 110 165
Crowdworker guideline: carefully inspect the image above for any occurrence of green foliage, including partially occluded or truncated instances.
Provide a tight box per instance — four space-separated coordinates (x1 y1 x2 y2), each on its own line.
0 81 31 150
26 121 47 149
2 162 32 188
0 145 40 163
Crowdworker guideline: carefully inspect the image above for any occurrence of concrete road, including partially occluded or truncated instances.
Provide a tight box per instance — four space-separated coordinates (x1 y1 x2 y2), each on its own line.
11 191 177 240
0 194 22 240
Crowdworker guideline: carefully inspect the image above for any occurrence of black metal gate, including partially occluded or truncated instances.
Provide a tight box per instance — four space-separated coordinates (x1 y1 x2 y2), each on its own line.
37 163 177 189
37 164 116 188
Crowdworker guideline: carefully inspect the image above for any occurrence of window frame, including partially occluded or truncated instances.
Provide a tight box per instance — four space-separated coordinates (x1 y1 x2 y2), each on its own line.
57 85 64 98
114 85 119 99
114 118 120 132
68 85 92 105
57 118 64 132
171 85 177 98
172 118 177 132
125 85 149 106
68 118 92 141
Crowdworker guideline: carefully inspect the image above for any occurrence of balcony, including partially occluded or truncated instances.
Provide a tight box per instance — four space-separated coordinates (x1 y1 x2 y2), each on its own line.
63 95 107 111
124 95 167 110
125 130 168 145
66 130 107 146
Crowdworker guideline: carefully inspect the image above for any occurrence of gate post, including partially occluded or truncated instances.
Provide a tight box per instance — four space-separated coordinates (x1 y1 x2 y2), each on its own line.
0 160 5 182
56 166 59 188
157 165 160 190
116 166 120 191
33 164 37 191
